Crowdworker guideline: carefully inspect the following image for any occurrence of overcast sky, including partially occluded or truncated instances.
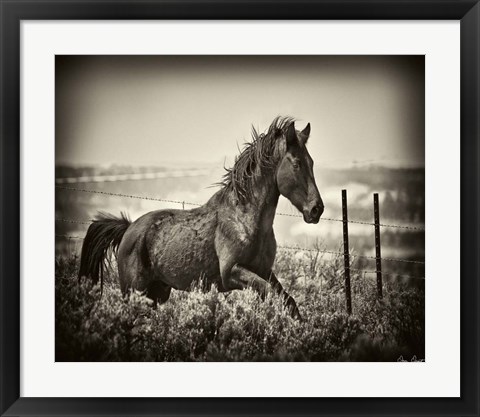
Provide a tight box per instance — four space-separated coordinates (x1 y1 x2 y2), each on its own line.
56 55 424 168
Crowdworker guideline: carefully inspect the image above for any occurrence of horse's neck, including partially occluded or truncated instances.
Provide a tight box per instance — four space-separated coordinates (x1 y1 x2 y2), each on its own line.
246 175 280 235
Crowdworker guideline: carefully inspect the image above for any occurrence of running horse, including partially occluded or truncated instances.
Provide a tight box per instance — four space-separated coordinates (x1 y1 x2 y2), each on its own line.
79 117 324 319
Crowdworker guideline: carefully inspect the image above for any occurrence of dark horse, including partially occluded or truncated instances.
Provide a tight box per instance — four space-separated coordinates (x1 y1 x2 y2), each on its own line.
79 117 324 318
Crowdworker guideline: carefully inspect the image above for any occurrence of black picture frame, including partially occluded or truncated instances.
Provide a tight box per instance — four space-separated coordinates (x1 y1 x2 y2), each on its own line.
1 1 479 416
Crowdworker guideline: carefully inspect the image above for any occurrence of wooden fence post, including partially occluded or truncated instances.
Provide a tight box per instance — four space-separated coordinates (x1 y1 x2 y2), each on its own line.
342 189 352 315
373 193 383 298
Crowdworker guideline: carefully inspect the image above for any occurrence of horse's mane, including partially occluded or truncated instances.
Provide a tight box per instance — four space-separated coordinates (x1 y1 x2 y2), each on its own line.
219 116 295 202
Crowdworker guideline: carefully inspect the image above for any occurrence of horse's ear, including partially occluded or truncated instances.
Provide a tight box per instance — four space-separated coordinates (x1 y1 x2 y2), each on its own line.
299 123 311 144
285 122 297 149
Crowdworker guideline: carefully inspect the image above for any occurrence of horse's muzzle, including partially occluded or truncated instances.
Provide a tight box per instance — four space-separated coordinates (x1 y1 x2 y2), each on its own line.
303 203 324 224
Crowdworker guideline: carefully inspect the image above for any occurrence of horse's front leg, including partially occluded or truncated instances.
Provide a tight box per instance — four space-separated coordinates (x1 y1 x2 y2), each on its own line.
218 254 301 320
266 272 302 320
216 233 270 295
220 261 270 296
215 231 300 319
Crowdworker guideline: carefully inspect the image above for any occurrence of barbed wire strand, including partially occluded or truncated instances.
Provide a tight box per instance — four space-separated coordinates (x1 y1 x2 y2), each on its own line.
276 245 343 257
55 185 200 207
349 268 425 281
55 185 425 231
56 234 84 239
57 218 92 225
55 168 212 185
355 253 424 265
277 244 424 265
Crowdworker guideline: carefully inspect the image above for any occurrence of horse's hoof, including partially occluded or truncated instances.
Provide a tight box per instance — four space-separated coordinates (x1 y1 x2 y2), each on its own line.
287 304 303 321
293 310 303 322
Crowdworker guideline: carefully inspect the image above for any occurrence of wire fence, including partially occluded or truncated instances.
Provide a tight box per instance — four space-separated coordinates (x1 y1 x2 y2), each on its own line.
56 217 425 267
55 180 425 286
55 170 427 319
56 185 425 231
55 232 425 281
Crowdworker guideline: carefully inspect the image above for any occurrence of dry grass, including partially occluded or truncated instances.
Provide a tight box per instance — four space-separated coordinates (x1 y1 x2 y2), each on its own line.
55 247 424 362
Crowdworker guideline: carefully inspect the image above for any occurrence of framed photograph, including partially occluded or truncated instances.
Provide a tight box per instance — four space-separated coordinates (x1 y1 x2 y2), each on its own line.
1 1 478 416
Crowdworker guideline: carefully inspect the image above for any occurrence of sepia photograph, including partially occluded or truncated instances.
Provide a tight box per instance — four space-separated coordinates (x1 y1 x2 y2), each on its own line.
55 55 425 362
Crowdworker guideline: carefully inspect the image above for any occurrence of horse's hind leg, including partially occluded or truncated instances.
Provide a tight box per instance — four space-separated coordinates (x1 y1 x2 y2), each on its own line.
118 254 171 307
117 224 171 307
117 254 138 298
146 280 172 308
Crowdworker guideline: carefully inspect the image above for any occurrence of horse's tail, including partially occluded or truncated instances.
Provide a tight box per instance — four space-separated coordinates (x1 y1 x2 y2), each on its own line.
78 212 131 292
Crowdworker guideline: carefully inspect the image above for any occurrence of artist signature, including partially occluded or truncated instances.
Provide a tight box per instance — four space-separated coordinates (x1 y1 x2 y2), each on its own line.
397 355 425 362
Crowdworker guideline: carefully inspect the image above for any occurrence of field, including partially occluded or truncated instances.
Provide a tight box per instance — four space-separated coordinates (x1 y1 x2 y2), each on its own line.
55 246 424 362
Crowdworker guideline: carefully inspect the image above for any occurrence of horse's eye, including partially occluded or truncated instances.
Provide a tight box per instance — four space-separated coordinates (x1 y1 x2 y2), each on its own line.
292 161 300 169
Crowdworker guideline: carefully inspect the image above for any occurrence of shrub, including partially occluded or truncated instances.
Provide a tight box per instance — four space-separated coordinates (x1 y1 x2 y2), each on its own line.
55 249 425 362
